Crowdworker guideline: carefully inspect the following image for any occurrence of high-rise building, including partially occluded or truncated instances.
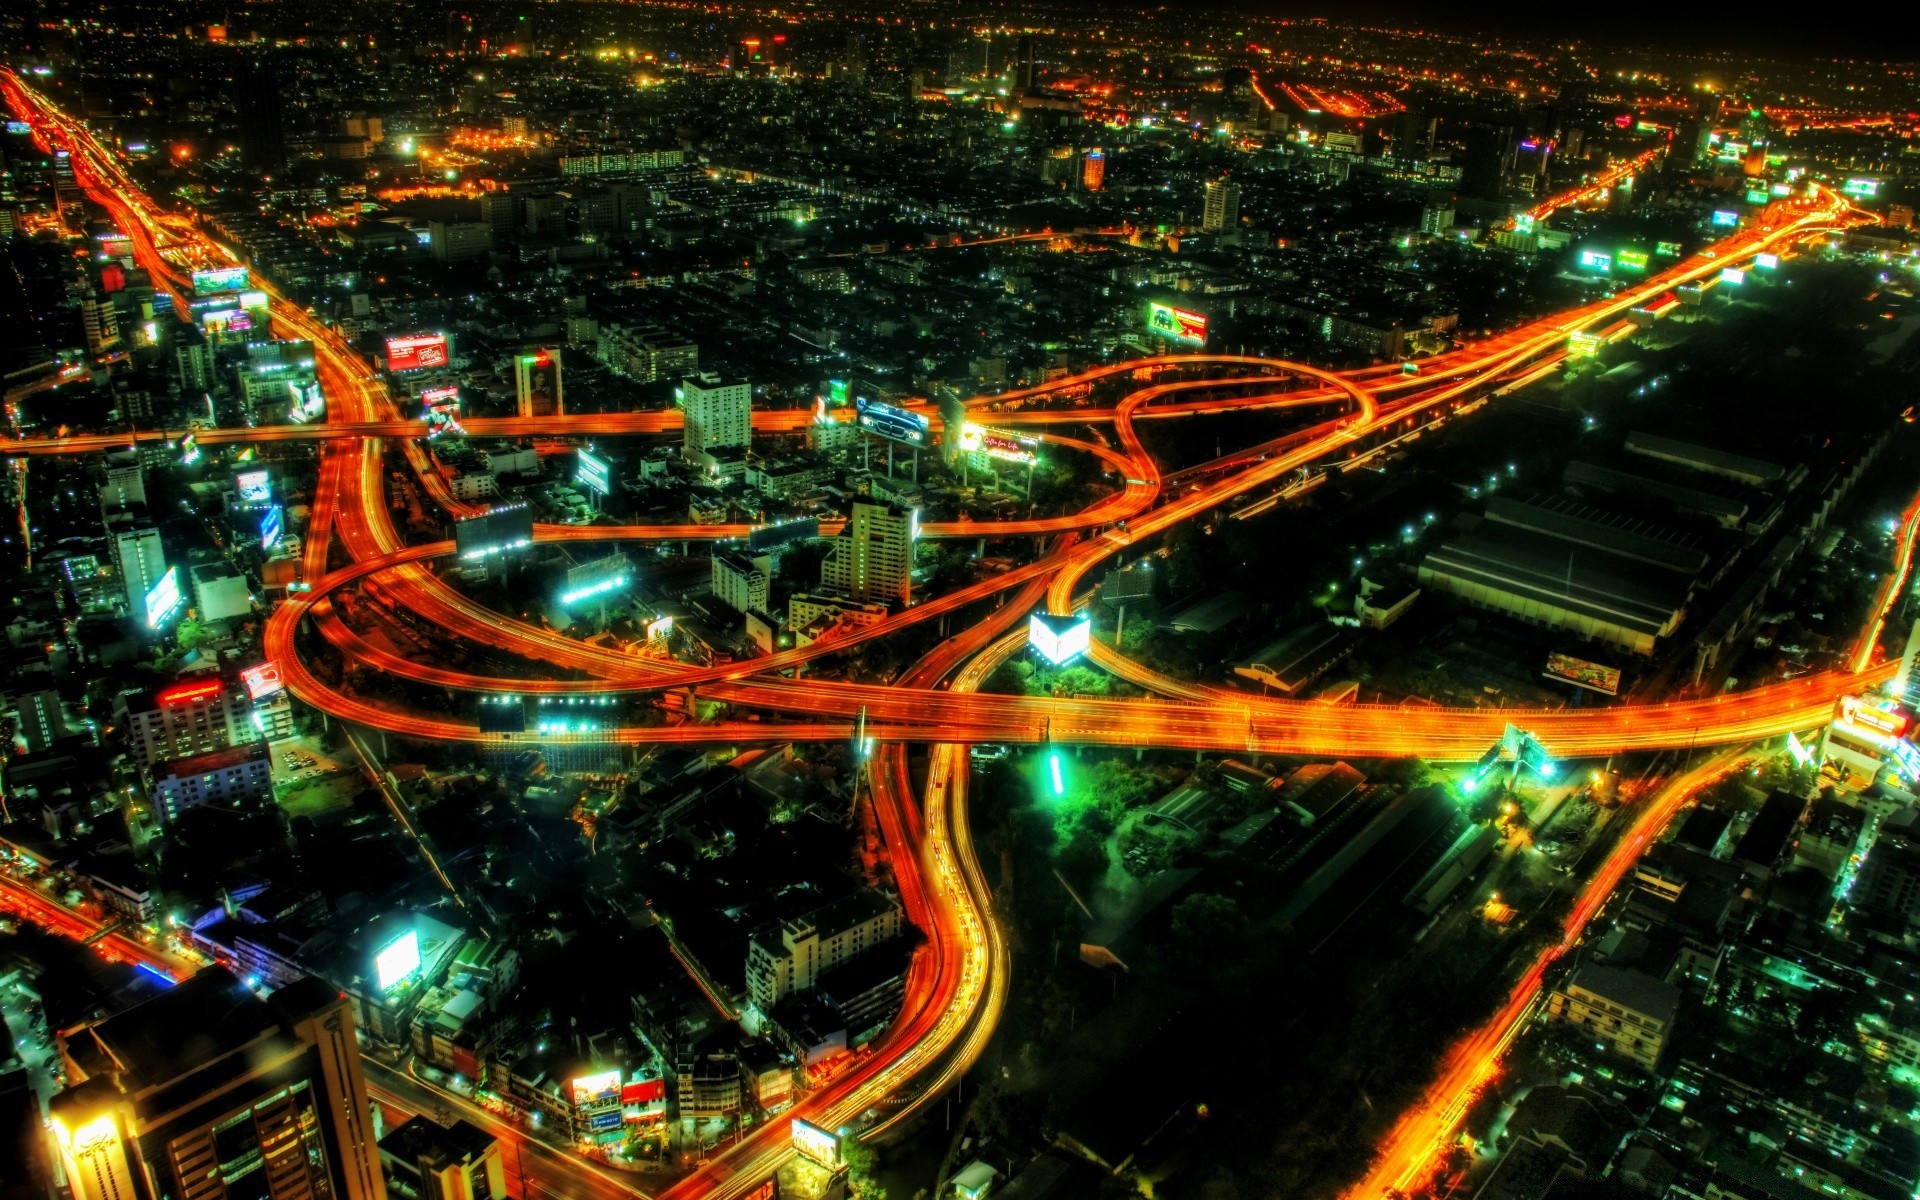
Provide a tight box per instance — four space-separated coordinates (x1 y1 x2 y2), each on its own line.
680 373 752 462
151 739 273 824
50 969 388 1200
1420 196 1455 235
477 191 521 239
115 676 294 768
1082 148 1105 191
746 891 904 1013
820 501 915 607
712 551 772 615
377 1119 505 1200
16 689 66 752
101 462 145 514
81 293 119 356
428 220 493 263
176 325 214 393
110 524 166 620
514 348 563 417
1201 178 1240 231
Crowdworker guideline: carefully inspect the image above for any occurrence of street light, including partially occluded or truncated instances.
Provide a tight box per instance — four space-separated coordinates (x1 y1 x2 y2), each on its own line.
1048 753 1066 798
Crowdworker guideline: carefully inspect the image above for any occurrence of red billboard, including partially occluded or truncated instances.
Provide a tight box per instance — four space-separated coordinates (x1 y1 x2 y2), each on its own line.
385 333 449 372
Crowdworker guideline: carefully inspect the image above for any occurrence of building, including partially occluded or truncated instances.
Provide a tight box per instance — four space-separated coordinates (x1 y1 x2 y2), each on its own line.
50 969 387 1200
191 561 254 622
514 348 563 418
1545 963 1680 1070
1082 148 1105 191
80 293 120 356
116 676 292 768
110 524 166 622
681 373 752 463
676 1049 743 1120
1201 178 1240 232
597 323 698 382
175 326 214 392
428 220 493 263
712 552 772 615
746 891 905 1014
16 689 66 752
1853 812 1920 926
150 739 273 824
819 502 915 607
378 1119 504 1200
100 463 145 513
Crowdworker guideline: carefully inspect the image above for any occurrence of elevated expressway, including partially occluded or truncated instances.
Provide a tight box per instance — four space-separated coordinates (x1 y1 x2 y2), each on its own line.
6 68 1902 1200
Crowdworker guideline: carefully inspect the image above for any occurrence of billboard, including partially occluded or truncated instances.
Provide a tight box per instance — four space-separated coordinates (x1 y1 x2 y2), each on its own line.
1146 301 1207 345
1838 695 1911 742
1718 268 1746 286
749 518 820 553
855 397 930 447
288 379 325 423
959 422 1039 465
159 678 223 707
240 662 285 701
571 1070 622 1105
374 930 421 991
1655 240 1683 257
259 505 283 551
1567 331 1603 359
1029 612 1092 666
561 554 632 607
825 379 851 407
1754 253 1779 270
576 449 612 495
1616 249 1649 271
191 266 249 295
1894 739 1920 784
1843 178 1881 198
1543 652 1621 696
144 566 182 629
385 332 449 372
791 1119 841 1169
201 308 252 335
237 290 270 312
1577 249 1611 272
421 386 461 434
454 502 534 562
236 470 272 504
1710 210 1739 227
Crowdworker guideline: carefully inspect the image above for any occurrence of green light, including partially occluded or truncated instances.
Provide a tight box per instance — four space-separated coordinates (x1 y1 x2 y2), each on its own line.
1049 753 1065 797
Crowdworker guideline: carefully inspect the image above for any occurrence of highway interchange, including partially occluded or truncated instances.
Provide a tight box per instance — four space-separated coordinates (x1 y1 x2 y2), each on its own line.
4 67 1913 1200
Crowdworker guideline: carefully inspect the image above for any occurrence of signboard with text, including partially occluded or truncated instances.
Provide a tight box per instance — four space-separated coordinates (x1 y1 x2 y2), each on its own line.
1544 652 1621 696
385 332 449 372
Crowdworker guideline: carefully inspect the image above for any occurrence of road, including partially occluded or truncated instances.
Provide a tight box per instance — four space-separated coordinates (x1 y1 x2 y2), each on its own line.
3 66 1905 1200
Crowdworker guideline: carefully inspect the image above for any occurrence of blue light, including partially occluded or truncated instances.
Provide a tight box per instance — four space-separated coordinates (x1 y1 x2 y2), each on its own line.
1461 774 1480 795
1539 761 1557 779
137 962 175 985
1049 753 1065 797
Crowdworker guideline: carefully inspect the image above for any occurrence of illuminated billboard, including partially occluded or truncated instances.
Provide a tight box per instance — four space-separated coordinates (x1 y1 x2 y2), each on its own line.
959 422 1039 465
1894 738 1920 784
1654 241 1682 257
191 266 250 295
374 930 422 991
561 554 632 607
1577 249 1611 272
791 1119 841 1169
421 386 461 434
1753 253 1779 270
259 505 283 551
1844 178 1881 198
1543 652 1621 696
576 449 612 495
855 397 930 447
1615 249 1649 271
1029 611 1092 666
1567 331 1603 359
825 379 850 407
288 379 325 423
201 308 252 335
1718 268 1746 286
236 470 272 504
454 501 534 562
144 566 183 629
1710 210 1739 228
385 332 450 372
237 290 270 312
159 679 223 707
1146 301 1207 345
240 662 285 701
1838 695 1911 742
571 1071 622 1105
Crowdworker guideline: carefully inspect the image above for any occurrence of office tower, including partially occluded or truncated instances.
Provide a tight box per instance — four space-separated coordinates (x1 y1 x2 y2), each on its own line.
712 551 772 615
1461 124 1520 201
234 59 286 171
680 373 752 462
1014 35 1036 90
176 324 214 392
1420 195 1455 235
747 892 904 1012
514 348 563 417
1201 178 1240 231
110 524 166 620
427 220 492 263
1082 148 1105 191
820 501 915 607
16 689 66 752
50 969 388 1200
